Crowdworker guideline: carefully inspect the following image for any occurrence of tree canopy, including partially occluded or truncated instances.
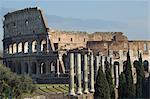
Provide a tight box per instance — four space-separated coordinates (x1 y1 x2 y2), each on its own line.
0 65 36 98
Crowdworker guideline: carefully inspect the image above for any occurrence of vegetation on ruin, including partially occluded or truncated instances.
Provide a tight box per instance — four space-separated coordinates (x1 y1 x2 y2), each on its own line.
94 65 110 99
0 65 36 98
105 60 115 99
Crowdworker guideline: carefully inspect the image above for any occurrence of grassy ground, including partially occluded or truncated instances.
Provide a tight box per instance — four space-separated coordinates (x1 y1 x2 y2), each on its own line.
36 84 70 93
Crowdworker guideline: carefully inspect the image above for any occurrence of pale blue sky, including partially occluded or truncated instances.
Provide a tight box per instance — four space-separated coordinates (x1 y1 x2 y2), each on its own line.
0 0 149 50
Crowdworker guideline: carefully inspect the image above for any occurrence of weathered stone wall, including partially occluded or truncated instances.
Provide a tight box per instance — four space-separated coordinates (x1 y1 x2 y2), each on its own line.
3 7 47 38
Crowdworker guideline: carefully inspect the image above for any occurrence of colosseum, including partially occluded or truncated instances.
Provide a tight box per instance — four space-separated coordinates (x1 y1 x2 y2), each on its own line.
2 7 150 95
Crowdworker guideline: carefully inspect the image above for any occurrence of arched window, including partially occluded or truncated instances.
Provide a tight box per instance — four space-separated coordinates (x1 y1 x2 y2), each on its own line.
18 42 22 53
13 43 17 54
32 40 37 52
24 42 28 53
9 44 12 54
41 40 47 52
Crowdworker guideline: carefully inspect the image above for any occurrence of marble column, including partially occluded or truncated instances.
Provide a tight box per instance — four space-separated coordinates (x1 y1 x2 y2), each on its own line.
76 53 82 95
95 56 99 74
83 54 89 94
69 53 75 96
90 53 95 92
115 64 119 88
102 56 105 73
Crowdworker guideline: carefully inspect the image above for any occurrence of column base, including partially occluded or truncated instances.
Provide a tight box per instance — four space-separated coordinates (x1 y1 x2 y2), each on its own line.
83 90 89 94
90 89 95 93
77 90 82 95
69 91 75 96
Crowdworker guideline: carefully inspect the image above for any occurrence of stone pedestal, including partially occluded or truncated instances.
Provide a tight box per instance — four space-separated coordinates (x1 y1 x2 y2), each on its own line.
68 93 94 99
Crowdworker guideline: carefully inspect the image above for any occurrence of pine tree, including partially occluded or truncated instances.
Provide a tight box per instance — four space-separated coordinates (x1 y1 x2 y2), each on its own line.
135 53 145 98
94 65 110 99
124 51 136 98
105 60 115 99
118 72 126 98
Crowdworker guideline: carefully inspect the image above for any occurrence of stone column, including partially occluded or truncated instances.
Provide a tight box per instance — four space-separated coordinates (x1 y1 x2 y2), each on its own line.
56 58 60 77
83 54 89 94
76 53 82 95
115 64 119 88
95 56 99 74
28 61 32 75
28 41 32 53
102 56 105 73
46 61 50 74
90 53 95 92
69 53 75 96
37 40 41 53
36 62 40 76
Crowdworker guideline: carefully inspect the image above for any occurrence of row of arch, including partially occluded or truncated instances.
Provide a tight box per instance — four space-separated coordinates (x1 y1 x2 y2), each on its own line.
6 61 57 75
5 39 47 54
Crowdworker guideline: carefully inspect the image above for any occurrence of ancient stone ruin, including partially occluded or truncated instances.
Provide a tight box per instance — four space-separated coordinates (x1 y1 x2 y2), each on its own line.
2 7 150 99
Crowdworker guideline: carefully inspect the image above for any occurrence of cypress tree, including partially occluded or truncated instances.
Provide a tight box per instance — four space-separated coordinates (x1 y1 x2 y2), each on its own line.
135 53 145 97
105 60 115 99
118 72 126 98
94 65 110 99
124 51 136 98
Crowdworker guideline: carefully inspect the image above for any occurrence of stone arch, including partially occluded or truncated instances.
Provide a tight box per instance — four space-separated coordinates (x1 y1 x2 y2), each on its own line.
24 41 28 53
143 60 149 72
133 60 139 69
41 39 47 52
32 40 37 52
18 42 22 53
50 61 55 73
40 62 46 74
12 43 17 54
24 62 28 74
32 62 36 74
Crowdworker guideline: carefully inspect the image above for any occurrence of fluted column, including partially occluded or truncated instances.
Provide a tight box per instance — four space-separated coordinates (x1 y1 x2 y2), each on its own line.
83 54 89 94
90 53 95 92
76 53 82 95
69 53 75 96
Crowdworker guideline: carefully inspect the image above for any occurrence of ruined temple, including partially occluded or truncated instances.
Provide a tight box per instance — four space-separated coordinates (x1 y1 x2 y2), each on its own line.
2 7 150 98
